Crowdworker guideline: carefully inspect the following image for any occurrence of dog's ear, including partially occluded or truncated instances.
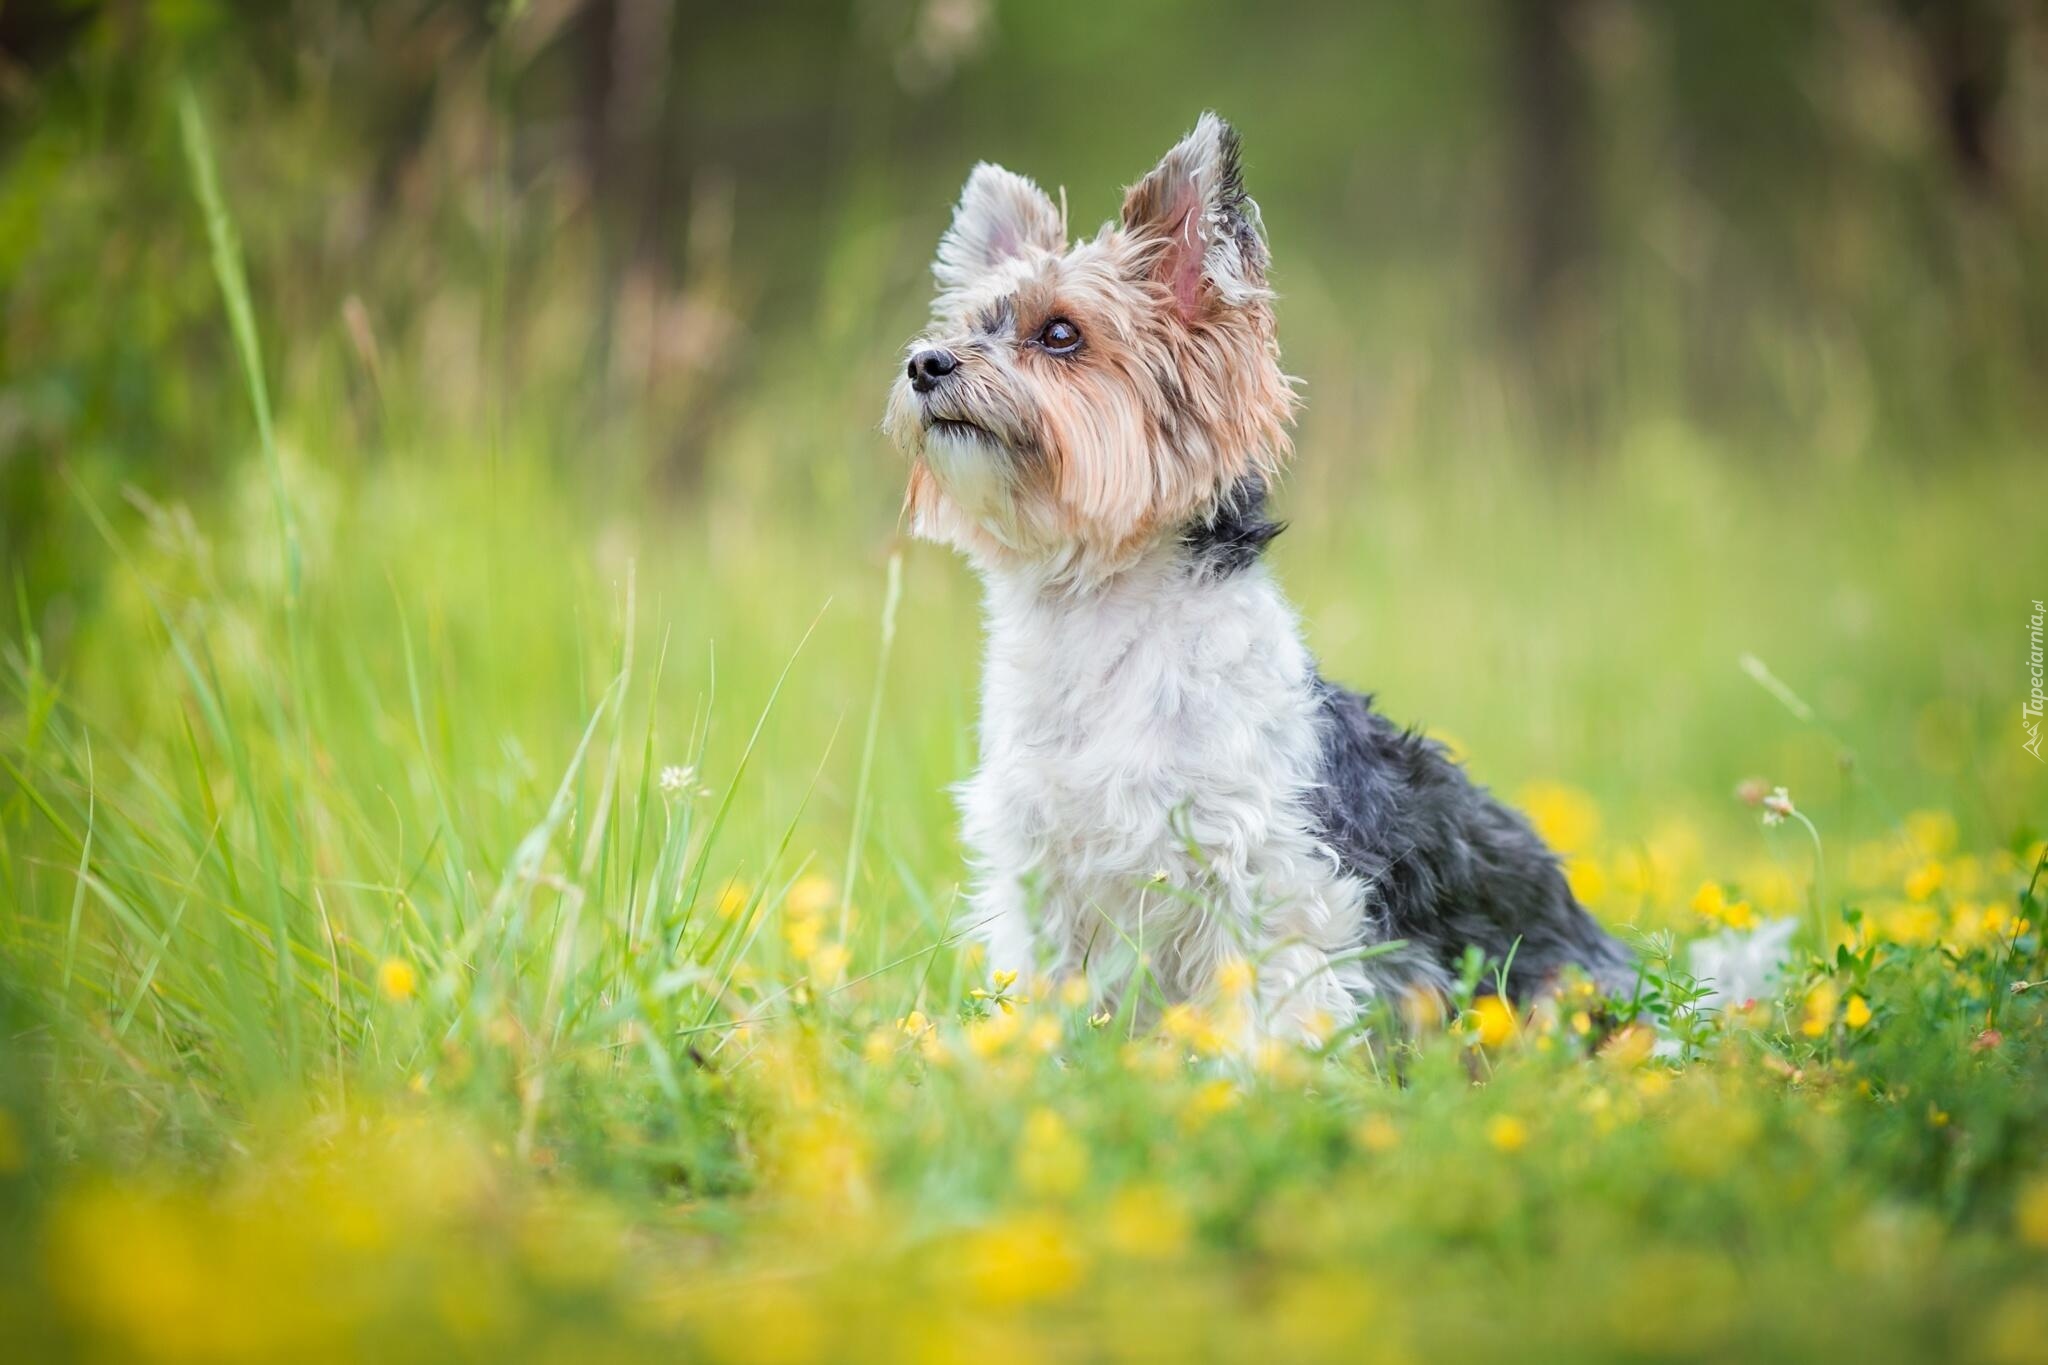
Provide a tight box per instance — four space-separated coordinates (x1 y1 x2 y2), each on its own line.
1120 113 1270 323
933 163 1064 306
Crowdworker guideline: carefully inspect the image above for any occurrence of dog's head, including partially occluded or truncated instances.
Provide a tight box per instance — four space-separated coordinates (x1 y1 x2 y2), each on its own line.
883 114 1294 581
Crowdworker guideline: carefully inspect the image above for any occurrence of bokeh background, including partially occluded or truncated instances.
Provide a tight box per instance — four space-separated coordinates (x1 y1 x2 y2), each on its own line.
3 7 2048 1360
6 0 2045 831
8 0 2046 544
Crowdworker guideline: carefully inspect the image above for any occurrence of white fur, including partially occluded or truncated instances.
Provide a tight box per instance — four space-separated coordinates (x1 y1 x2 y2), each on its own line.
958 547 1372 1042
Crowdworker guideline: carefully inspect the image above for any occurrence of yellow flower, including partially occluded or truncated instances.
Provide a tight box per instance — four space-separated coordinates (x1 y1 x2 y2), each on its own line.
1801 981 1840 1037
1025 1016 1063 1054
1160 1003 1227 1056
1904 862 1946 902
1691 881 1756 931
965 1010 1019 1059
1015 1108 1088 1198
1486 1115 1528 1153
1355 1114 1400 1153
1599 1023 1656 1066
716 881 751 918
1181 1078 1240 1128
899 1009 932 1038
1104 1183 1190 1259
1876 902 1941 947
784 913 824 962
1565 856 1609 909
969 968 1029 1014
377 958 417 1003
785 874 835 918
1216 956 1255 999
1904 809 1958 858
2015 1175 2048 1249
1843 993 1872 1030
1517 781 1601 855
1466 995 1518 1049
961 1211 1085 1305
808 942 851 985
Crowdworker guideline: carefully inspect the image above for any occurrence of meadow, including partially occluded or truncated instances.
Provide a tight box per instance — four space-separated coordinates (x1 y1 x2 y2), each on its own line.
5 48 2048 1365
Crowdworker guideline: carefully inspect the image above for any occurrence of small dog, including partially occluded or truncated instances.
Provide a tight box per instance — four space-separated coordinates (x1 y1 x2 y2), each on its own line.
885 114 1628 1040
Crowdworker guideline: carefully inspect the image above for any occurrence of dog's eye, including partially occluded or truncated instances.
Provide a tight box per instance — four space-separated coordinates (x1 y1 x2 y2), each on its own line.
1036 318 1082 355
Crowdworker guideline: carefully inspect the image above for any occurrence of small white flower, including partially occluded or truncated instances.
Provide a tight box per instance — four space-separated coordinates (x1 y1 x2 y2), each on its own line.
658 764 696 798
1761 786 1796 827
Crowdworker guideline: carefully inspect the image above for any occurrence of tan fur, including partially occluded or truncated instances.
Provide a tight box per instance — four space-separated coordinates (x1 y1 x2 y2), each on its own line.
885 115 1296 587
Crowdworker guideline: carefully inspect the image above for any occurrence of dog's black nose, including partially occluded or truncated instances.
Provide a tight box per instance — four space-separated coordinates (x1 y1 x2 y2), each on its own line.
907 348 958 394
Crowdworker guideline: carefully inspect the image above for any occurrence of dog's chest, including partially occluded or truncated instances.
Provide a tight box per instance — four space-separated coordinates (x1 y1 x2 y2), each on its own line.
963 564 1325 917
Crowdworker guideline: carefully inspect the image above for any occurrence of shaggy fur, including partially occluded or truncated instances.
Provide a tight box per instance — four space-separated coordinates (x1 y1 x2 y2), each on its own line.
885 114 1629 1040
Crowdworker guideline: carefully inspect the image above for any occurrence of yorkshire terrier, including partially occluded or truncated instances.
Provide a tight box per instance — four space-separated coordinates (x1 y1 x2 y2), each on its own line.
885 114 1629 1041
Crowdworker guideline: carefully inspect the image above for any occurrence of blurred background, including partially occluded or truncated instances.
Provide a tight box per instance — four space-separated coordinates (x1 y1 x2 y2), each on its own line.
1 0 2042 859
6 0 2045 569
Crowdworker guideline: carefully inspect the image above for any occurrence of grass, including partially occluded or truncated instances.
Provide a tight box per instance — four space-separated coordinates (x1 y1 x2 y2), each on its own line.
2 98 2047 1365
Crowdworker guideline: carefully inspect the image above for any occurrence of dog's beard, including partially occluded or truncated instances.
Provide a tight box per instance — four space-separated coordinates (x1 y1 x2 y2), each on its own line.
919 408 1015 523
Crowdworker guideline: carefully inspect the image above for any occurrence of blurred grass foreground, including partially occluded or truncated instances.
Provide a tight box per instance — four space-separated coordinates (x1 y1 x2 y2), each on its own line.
3 3 2048 1362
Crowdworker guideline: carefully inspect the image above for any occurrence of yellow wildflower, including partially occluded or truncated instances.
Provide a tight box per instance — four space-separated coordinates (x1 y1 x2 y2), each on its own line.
1600 1023 1656 1066
1517 781 1601 855
716 881 751 918
1904 861 1946 902
1181 1078 1240 1128
1160 1003 1227 1056
1565 856 1609 909
1843 993 1873 1030
783 913 824 962
377 958 417 1003
1692 881 1757 932
808 942 850 985
1801 981 1840 1037
1877 902 1942 947
1216 956 1255 999
785 874 835 918
965 1010 1019 1059
1015 1108 1088 1198
1104 1183 1190 1259
1486 1115 1529 1153
1904 809 1959 858
961 1211 1085 1305
1466 995 1518 1049
1355 1114 1400 1153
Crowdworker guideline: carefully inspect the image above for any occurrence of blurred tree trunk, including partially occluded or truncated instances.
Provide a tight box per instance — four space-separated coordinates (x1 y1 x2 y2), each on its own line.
1498 0 1595 444
1895 0 2010 197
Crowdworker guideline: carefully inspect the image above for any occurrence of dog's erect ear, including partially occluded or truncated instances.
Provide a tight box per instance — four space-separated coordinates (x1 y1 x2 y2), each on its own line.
1120 113 1270 323
933 163 1064 304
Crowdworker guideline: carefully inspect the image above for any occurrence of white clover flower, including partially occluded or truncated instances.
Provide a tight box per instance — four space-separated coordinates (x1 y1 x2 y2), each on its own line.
1761 786 1796 827
658 764 697 798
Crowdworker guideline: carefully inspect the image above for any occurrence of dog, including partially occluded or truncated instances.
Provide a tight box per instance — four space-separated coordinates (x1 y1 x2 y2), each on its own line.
884 114 1630 1042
